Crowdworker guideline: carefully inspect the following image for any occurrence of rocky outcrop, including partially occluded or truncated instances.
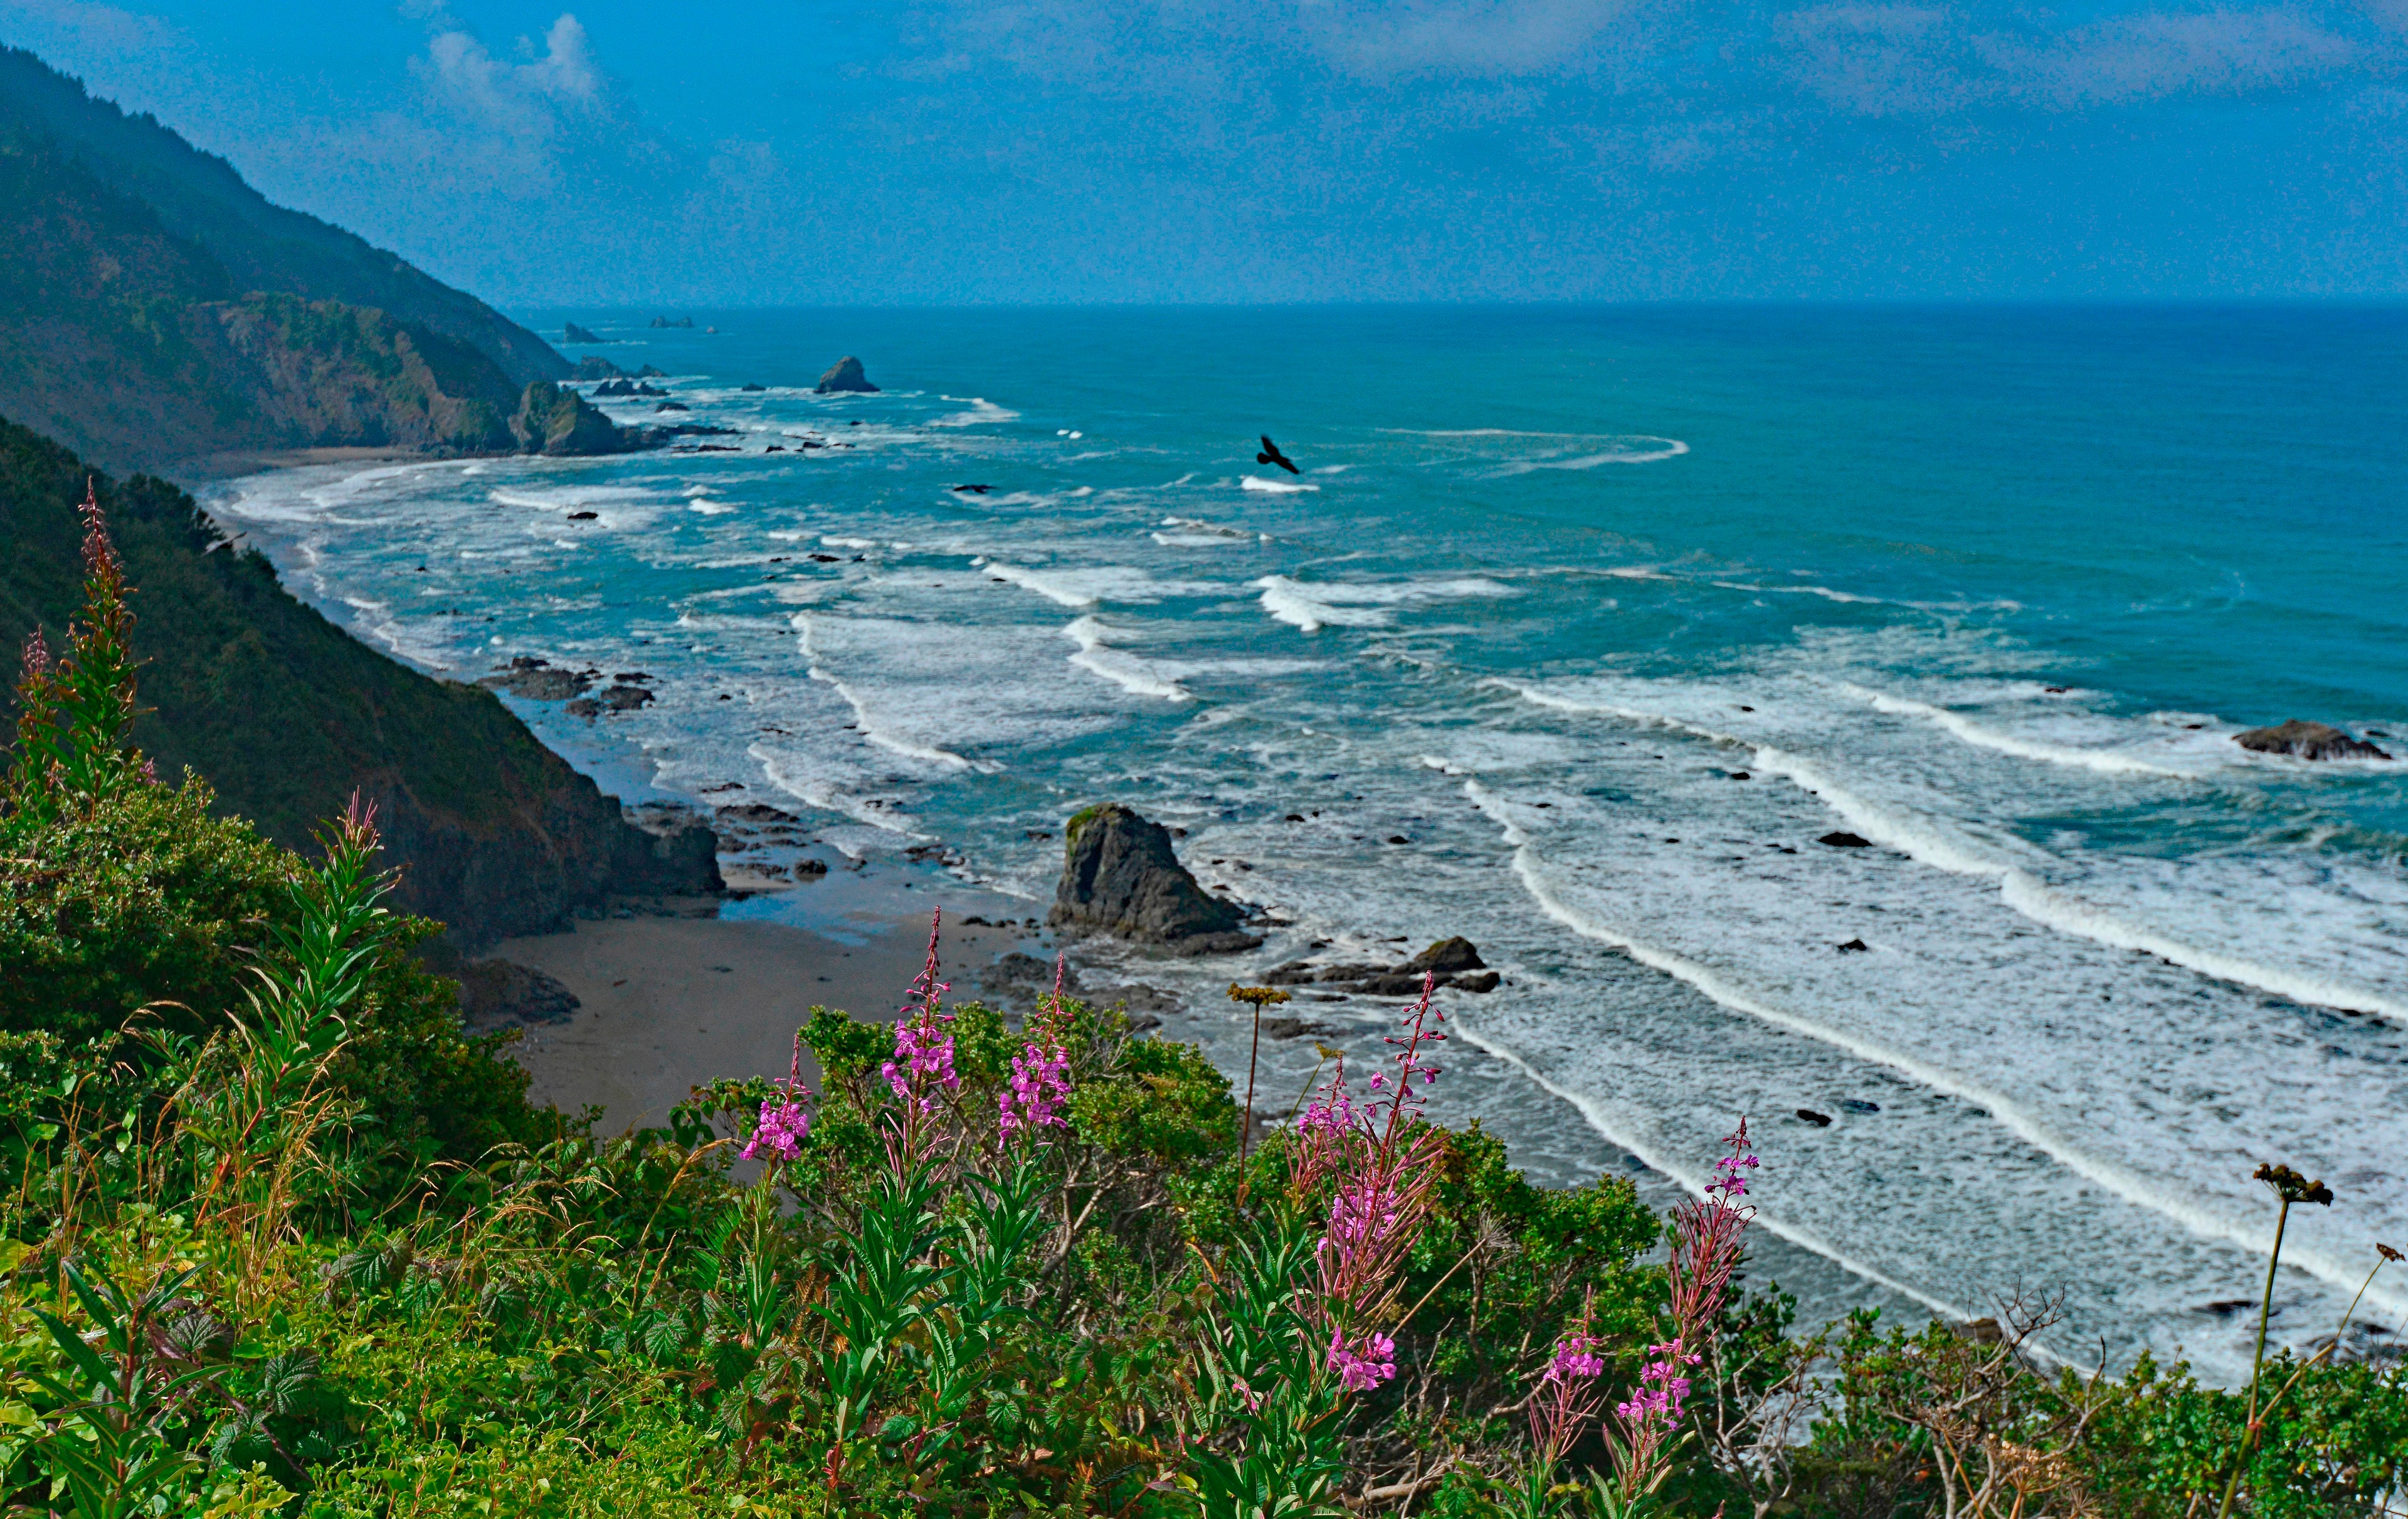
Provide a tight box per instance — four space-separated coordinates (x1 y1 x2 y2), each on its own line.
563 322 603 344
815 356 879 394
2234 720 2391 761
650 316 696 329
512 381 628 456
456 959 581 1027
571 356 624 380
1262 936 1499 995
1048 803 1261 954
478 657 593 701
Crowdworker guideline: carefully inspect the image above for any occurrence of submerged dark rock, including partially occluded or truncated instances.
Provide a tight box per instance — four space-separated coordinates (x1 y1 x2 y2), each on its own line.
1795 1108 1834 1127
478 660 592 701
740 382 767 391
1836 937 1870 953
1048 802 1261 954
814 356 879 394
1818 832 1872 849
2233 719 2391 761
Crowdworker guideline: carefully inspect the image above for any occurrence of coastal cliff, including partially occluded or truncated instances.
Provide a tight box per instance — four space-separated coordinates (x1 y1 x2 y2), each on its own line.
0 418 719 947
0 48 623 475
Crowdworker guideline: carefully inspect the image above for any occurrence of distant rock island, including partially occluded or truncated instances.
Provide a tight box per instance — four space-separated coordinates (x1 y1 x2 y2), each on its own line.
2234 719 2391 761
571 357 666 381
650 315 697 329
562 321 603 344
815 356 879 394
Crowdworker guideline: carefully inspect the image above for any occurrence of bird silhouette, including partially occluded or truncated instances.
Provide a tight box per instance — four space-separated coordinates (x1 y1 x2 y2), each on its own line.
1256 435 1300 474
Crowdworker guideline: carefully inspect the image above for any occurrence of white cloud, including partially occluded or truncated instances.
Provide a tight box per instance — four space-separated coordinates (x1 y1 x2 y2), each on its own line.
1778 2 2368 116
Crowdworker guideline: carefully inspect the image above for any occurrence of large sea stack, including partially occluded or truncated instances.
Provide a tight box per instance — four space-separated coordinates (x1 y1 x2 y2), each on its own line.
1049 803 1262 954
2233 720 2390 761
814 356 879 394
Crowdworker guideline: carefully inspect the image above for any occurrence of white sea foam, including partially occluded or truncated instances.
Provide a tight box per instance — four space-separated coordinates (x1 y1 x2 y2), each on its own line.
1064 617 1193 701
821 536 877 549
983 563 1218 608
1714 580 1885 605
1460 776 2408 1318
1153 515 1252 546
1488 675 2408 1021
1841 684 2200 778
1252 574 1513 632
1241 475 1319 494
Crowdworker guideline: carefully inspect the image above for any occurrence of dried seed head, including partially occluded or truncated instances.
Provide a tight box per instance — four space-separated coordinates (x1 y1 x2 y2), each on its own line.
2252 1162 2335 1207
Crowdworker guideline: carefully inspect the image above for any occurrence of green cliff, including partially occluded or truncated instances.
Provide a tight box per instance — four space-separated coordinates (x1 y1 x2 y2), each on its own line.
0 49 622 475
0 418 719 947
0 46 562 388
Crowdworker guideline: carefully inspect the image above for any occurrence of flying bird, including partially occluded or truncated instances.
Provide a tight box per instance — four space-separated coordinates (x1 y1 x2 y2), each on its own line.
1256 435 1300 474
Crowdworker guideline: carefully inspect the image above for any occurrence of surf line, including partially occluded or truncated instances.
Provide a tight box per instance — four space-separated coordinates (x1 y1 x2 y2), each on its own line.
1444 1014 1977 1330
1753 744 2408 1024
1481 677 2408 1024
1458 773 2405 1317
1838 684 2193 780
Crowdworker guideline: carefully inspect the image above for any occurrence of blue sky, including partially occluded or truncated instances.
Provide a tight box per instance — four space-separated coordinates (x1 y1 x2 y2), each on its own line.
4 0 2405 304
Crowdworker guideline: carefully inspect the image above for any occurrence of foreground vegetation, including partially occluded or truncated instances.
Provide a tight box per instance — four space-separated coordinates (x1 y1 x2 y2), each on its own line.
0 493 2400 1515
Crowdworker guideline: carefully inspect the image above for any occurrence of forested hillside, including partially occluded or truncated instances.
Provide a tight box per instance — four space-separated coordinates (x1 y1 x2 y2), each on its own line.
0 420 717 946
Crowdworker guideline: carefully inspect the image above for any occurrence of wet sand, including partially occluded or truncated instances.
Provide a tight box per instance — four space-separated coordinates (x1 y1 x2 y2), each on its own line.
491 913 1032 1132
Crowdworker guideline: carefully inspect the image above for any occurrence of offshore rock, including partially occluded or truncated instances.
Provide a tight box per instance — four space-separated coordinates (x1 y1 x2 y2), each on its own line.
1048 803 1262 955
562 322 603 344
814 356 879 394
2233 720 2391 761
1400 936 1484 975
571 356 625 380
512 381 628 456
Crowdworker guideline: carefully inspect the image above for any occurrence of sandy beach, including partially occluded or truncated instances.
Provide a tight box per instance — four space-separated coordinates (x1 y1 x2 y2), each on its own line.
489 912 1038 1133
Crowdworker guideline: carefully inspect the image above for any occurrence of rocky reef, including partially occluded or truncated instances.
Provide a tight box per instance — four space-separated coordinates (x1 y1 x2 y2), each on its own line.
1048 803 1262 955
562 322 603 344
2234 719 2392 761
1263 936 1500 995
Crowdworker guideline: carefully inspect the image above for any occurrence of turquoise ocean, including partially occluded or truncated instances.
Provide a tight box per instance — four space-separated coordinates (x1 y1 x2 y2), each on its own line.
206 304 2408 1382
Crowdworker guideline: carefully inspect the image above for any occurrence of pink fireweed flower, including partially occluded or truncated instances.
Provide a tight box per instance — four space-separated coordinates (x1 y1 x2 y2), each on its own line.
881 914 959 1114
1544 1334 1607 1387
1328 1328 1398 1394
743 1031 815 1162
1709 1141 1759 1201
1613 1340 1701 1423
998 1038 1071 1143
743 1096 810 1161
1529 1315 1610 1458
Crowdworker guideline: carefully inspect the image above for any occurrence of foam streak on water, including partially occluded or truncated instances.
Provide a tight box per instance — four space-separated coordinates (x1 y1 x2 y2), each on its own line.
200 305 2408 1386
